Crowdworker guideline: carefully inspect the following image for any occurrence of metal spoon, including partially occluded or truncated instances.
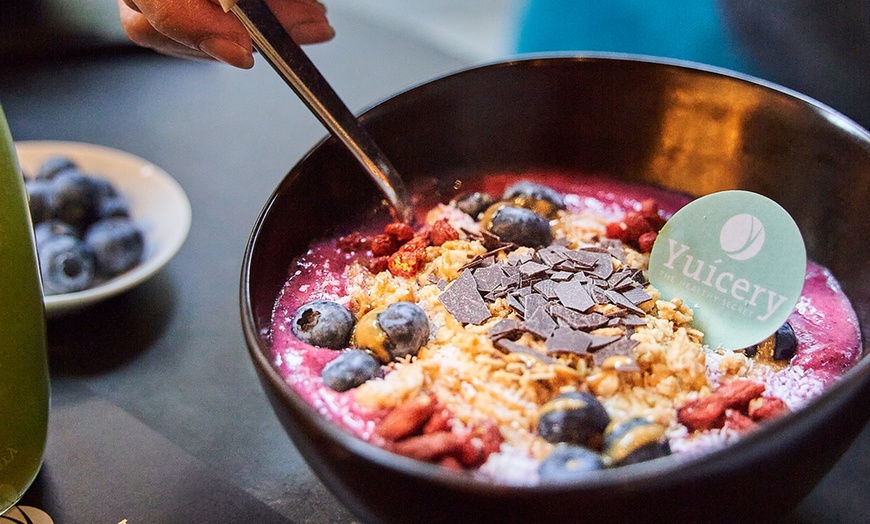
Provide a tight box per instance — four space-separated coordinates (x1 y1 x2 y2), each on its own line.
224 0 412 222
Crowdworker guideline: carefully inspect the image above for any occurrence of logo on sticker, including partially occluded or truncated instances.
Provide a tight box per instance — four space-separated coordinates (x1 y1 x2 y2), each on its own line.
648 191 806 350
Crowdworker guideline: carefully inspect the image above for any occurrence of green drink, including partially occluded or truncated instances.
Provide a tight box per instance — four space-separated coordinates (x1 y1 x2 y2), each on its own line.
0 104 49 512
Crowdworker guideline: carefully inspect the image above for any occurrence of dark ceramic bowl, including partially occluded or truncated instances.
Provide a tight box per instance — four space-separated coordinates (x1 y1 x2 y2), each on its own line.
241 55 870 523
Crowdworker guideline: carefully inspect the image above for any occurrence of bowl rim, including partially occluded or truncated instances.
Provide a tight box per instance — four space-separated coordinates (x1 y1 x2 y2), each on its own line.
241 53 870 493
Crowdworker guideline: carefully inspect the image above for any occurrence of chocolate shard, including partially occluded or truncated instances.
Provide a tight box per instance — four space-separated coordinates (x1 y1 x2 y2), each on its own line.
606 290 647 315
488 318 523 341
554 279 595 313
473 264 507 293
522 305 557 340
549 271 574 282
587 334 624 350
439 269 492 325
549 304 610 331
508 293 526 317
532 279 559 300
518 260 550 278
592 337 640 366
427 274 449 290
586 252 615 279
546 326 592 355
622 285 653 306
564 249 599 268
537 247 566 268
622 314 648 327
523 293 549 319
507 252 533 266
495 339 557 365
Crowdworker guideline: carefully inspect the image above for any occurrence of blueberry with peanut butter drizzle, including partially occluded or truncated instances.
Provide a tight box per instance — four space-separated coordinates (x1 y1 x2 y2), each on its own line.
354 302 430 364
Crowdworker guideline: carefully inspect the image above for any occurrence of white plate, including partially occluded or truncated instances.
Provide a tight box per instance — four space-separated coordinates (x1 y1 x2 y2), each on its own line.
15 141 192 318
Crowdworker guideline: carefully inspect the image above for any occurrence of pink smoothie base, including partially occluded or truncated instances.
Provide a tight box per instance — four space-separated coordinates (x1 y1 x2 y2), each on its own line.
268 173 863 443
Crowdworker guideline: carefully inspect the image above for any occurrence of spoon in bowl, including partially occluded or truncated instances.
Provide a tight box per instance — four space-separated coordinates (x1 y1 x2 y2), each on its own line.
222 0 413 222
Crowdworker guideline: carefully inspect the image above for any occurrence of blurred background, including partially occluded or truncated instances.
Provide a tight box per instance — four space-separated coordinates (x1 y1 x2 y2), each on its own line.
3 0 869 129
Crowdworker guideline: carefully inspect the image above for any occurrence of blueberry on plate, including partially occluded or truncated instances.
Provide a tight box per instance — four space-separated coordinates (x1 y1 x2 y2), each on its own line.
34 220 79 247
537 391 611 449
602 417 671 467
484 204 553 248
291 300 356 349
35 155 78 181
321 350 382 392
52 170 101 230
538 444 605 483
38 234 96 295
85 217 145 277
25 178 57 223
97 196 130 219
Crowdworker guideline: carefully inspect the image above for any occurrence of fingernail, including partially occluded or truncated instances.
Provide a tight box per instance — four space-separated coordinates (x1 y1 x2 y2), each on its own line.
200 37 254 69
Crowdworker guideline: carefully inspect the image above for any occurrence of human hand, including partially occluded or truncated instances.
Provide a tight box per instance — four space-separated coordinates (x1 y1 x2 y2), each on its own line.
117 0 335 69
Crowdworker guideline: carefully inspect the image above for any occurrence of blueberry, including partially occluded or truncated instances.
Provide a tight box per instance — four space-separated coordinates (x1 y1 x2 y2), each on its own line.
52 170 101 230
602 417 671 467
34 220 79 247
97 196 131 219
38 234 96 295
773 322 798 361
354 302 430 363
484 204 553 248
538 444 605 483
320 350 382 392
84 217 145 277
35 155 77 181
537 391 610 448
25 178 57 223
377 302 430 360
502 181 565 218
453 192 495 219
291 300 355 349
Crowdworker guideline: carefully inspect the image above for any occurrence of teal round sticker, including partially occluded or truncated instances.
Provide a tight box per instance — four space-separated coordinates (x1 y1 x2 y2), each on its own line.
648 191 806 350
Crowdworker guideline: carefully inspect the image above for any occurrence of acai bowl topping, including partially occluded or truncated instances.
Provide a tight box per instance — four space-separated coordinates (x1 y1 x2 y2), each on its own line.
269 174 862 485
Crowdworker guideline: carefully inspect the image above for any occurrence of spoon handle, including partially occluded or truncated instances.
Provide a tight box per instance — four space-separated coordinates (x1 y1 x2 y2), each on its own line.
231 0 412 221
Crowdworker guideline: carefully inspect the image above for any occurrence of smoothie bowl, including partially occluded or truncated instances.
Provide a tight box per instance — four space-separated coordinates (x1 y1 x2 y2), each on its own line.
241 56 870 523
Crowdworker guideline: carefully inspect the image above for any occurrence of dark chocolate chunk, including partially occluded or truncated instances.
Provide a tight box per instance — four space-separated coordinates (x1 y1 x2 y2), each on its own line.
518 260 550 278
507 252 533 266
549 271 574 282
554 280 595 312
508 293 526 316
587 334 624 350
549 305 610 331
495 339 557 365
606 290 647 315
546 327 592 355
522 305 557 340
591 337 639 366
622 314 648 327
532 279 559 300
489 318 523 341
537 247 567 268
564 249 599 268
622 286 653 306
427 274 449 290
439 269 492 325
523 293 549 319
474 264 507 293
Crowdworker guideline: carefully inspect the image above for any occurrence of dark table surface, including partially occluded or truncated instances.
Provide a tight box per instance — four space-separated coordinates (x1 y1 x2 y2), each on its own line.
2 9 869 524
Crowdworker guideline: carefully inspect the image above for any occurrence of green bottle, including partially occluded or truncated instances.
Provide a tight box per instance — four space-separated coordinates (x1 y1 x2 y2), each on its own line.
0 103 49 512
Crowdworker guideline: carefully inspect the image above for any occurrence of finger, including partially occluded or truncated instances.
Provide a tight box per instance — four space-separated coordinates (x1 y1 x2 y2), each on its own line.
118 0 214 61
267 0 335 44
126 0 255 68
